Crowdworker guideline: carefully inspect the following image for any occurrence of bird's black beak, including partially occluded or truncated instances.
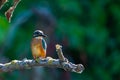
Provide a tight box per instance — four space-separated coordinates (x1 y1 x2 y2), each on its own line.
42 34 47 37
33 34 47 37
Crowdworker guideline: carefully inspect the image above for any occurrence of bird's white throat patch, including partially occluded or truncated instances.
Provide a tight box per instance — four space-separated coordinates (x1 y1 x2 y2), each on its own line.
35 36 42 39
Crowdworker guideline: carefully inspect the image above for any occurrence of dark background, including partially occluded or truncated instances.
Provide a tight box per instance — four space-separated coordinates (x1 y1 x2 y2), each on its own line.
0 0 120 80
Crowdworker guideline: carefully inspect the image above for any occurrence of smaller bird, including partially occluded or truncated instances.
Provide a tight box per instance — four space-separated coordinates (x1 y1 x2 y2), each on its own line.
31 30 47 59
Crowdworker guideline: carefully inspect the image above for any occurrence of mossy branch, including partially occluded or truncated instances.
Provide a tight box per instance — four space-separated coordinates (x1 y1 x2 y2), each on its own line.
0 44 84 73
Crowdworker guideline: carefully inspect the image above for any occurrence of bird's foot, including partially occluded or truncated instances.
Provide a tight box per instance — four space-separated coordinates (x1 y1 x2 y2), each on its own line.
35 57 45 63
35 58 40 63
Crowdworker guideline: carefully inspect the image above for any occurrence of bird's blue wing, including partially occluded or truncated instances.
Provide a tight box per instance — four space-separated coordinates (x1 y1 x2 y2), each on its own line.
42 39 47 50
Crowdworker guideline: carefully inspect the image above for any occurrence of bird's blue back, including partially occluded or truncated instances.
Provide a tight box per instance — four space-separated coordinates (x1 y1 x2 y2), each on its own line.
42 38 47 50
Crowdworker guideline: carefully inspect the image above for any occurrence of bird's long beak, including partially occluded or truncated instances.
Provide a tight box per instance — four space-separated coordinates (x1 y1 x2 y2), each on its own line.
42 34 47 37
33 33 47 37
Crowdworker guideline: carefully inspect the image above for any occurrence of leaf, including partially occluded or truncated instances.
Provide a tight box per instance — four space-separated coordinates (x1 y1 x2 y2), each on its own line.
0 0 8 9
5 0 21 23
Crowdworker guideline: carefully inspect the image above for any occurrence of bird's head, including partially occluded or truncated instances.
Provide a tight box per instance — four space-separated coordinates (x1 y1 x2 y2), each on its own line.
33 30 47 38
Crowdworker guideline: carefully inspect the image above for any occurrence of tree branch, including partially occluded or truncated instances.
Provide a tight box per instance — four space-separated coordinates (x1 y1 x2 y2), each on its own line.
56 44 66 61
0 0 8 9
5 0 21 23
0 44 84 73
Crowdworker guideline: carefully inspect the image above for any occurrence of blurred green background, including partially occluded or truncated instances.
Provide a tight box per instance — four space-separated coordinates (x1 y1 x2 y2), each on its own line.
0 0 120 80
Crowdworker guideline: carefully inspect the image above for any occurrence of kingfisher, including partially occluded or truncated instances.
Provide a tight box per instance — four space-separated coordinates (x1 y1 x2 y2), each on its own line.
31 30 47 59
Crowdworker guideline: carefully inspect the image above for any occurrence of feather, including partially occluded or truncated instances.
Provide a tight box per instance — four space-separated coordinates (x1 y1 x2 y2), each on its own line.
42 38 47 50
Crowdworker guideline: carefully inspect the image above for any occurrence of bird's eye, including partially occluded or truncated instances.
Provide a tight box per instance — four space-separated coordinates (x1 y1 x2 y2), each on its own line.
35 32 39 35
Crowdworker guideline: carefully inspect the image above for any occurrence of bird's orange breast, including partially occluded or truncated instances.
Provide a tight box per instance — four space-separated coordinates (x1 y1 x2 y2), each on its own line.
31 37 46 59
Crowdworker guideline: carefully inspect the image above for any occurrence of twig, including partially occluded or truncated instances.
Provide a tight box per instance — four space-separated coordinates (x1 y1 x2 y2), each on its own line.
56 44 66 61
0 0 8 9
0 44 84 73
5 0 21 23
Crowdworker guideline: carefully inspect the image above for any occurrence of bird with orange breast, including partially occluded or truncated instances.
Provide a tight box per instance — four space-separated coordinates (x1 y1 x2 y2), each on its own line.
31 30 47 60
